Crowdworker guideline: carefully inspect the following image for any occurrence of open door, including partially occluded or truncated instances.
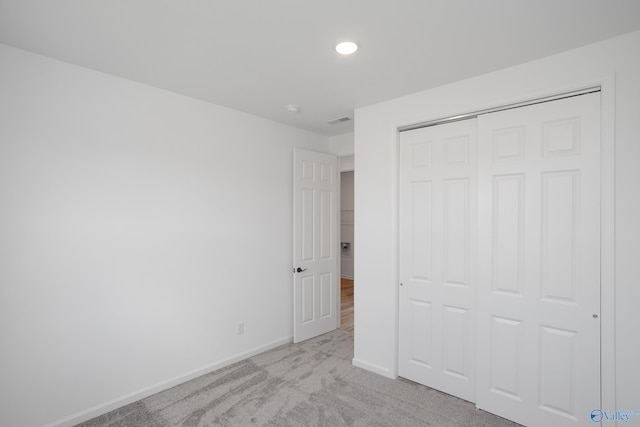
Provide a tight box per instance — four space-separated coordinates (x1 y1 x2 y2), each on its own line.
293 148 339 343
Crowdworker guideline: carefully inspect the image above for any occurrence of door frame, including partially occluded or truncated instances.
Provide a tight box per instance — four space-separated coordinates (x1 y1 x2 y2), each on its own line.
393 76 616 414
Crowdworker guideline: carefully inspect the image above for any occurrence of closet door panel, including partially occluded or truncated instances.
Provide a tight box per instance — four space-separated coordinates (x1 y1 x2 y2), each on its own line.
476 93 601 427
399 119 477 403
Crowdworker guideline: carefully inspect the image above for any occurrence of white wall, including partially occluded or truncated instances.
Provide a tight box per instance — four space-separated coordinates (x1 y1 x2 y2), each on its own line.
354 30 640 415
0 43 329 427
329 132 354 157
339 154 355 172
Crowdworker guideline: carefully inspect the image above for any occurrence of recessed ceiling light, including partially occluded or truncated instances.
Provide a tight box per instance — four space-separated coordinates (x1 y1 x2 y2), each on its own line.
335 41 358 55
286 105 300 113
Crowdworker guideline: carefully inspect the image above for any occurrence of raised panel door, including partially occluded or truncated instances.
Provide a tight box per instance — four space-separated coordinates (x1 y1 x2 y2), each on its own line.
476 93 601 426
398 119 477 403
293 149 338 343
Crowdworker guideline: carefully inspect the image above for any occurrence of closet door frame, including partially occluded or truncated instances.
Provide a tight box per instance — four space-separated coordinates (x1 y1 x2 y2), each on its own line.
393 76 616 417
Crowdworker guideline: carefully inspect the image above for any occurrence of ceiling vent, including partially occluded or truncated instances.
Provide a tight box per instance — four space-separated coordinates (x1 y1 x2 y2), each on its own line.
326 116 352 125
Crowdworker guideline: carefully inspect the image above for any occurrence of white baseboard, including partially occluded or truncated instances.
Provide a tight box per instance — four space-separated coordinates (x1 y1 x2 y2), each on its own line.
352 357 395 379
45 336 293 427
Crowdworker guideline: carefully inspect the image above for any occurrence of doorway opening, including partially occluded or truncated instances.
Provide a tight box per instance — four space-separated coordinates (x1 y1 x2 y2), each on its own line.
340 166 354 333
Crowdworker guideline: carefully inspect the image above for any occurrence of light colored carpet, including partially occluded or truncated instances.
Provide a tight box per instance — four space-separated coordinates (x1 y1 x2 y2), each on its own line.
78 330 521 426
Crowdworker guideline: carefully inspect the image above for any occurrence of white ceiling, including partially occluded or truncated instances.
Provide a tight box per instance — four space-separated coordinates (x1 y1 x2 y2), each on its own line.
1 1 639 136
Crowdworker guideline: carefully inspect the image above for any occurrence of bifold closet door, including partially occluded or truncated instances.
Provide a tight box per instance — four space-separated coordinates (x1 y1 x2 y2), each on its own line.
475 92 601 426
398 119 477 403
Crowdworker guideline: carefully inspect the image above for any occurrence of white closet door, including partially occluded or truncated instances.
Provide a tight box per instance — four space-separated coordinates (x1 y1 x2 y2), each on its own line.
476 93 601 426
398 119 477 402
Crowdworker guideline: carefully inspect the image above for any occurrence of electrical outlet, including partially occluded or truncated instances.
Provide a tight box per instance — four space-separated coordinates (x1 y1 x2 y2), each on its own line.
237 322 245 335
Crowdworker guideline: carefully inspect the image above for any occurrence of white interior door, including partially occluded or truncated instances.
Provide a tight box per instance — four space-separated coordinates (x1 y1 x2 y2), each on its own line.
398 119 477 402
475 93 601 426
293 148 339 343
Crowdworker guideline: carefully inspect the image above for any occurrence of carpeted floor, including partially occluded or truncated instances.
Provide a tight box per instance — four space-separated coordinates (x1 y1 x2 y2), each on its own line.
78 330 521 426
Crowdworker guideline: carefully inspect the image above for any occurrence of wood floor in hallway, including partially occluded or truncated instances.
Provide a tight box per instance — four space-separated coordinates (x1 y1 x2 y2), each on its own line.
339 278 354 333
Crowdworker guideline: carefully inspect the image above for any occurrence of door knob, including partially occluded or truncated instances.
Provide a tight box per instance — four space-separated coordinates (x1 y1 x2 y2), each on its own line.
296 267 307 273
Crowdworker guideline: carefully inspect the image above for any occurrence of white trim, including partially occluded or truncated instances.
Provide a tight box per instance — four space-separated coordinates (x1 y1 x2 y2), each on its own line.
45 336 293 427
599 74 617 418
390 124 401 380
393 77 616 417
352 358 394 378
